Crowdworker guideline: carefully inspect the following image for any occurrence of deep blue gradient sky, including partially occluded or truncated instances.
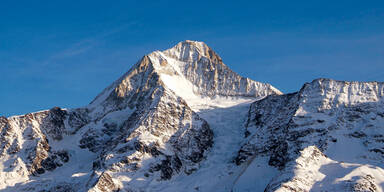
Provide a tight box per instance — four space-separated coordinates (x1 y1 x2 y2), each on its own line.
1 0 384 117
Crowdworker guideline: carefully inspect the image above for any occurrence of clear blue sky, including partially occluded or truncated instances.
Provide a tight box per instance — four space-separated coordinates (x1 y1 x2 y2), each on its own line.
1 0 384 117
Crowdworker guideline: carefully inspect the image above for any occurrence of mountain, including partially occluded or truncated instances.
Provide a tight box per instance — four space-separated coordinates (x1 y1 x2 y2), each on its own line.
235 78 384 192
0 41 383 192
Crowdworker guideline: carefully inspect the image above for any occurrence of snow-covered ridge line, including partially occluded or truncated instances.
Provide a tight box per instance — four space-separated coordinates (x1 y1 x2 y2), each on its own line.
299 78 384 106
235 78 384 192
6 109 51 119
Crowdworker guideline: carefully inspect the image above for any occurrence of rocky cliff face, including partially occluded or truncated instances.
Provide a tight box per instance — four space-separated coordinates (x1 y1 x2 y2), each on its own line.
0 107 87 190
1 41 383 192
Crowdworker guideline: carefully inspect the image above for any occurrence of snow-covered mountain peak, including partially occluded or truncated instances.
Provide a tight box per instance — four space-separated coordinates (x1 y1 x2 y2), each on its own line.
89 41 282 115
145 40 224 75
150 41 281 103
161 40 215 63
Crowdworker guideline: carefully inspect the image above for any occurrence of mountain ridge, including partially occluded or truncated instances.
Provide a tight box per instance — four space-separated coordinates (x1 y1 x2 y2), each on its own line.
0 41 383 192
234 78 384 191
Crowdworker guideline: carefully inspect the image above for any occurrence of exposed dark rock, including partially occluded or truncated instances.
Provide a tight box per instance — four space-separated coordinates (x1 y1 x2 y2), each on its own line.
268 140 289 168
67 108 89 133
79 132 101 152
350 131 367 138
43 107 68 140
370 148 384 155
